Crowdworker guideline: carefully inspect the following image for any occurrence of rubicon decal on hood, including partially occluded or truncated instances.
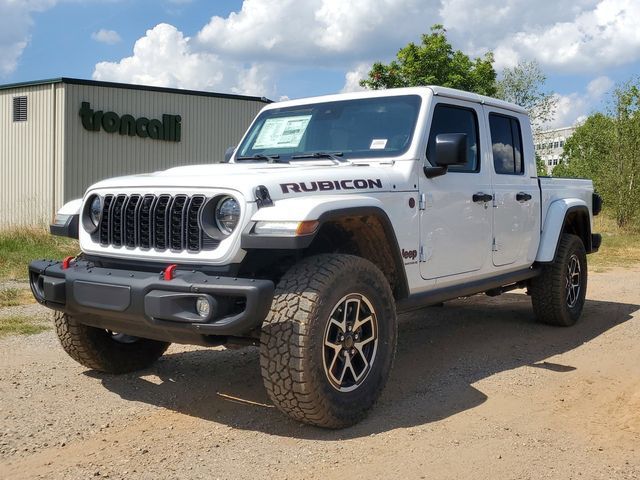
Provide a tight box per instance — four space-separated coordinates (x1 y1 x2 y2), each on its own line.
281 179 383 194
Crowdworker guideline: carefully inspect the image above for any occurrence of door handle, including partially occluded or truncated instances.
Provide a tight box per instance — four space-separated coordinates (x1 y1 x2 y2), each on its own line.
472 192 493 203
516 192 532 202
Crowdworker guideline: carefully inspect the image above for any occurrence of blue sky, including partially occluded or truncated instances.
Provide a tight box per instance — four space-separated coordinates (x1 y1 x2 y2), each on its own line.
2 0 639 127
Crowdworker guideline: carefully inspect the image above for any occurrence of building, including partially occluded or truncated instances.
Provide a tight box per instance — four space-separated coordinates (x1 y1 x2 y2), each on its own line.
534 125 576 175
0 78 269 228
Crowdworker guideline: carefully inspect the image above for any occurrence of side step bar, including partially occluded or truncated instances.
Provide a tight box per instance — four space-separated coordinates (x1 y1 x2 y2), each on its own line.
397 267 540 313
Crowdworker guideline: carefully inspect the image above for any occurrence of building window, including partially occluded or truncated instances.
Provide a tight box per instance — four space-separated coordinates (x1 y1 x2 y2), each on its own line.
553 141 559 149
559 140 565 147
553 158 558 165
12 96 27 122
548 159 552 166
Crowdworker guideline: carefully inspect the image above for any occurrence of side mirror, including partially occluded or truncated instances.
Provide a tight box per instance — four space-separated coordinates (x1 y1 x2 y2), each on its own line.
424 133 468 178
223 146 236 163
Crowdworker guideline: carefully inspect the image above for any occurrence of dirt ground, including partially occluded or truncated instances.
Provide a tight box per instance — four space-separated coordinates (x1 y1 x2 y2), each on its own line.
1 267 639 480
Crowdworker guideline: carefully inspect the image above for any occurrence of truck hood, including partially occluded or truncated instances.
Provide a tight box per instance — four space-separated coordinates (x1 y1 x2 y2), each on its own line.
88 161 406 201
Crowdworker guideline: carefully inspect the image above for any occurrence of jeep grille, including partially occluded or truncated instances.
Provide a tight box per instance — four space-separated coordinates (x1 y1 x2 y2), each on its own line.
97 194 218 252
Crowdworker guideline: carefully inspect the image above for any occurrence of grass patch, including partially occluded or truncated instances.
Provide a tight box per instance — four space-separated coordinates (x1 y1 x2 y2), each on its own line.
0 228 78 282
0 315 50 337
0 287 35 307
590 214 640 271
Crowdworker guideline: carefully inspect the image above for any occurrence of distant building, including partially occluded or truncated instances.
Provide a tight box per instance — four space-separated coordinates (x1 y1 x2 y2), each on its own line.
534 125 576 175
0 77 269 228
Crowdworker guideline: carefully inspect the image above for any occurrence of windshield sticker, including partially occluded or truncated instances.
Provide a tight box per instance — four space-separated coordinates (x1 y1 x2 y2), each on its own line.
370 138 388 149
253 115 312 149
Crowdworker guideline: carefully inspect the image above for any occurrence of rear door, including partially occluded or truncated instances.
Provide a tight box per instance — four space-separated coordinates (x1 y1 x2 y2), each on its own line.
485 110 540 267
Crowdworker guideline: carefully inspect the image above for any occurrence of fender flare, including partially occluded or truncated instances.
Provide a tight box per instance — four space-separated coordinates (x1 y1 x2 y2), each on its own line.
536 199 591 263
50 198 83 238
241 195 409 299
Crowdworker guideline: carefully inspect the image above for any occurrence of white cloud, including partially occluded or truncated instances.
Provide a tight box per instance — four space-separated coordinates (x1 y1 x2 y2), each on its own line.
547 76 613 128
91 28 121 45
0 0 56 76
195 0 435 64
93 0 640 99
92 23 274 96
469 0 640 72
341 63 370 93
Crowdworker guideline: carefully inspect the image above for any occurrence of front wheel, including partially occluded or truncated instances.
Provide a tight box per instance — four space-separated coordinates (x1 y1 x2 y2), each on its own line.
530 233 588 326
54 312 170 373
260 254 397 428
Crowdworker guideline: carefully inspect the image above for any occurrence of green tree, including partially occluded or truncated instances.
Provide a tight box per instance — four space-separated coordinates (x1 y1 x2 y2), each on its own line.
360 25 497 96
555 79 640 228
608 80 640 227
553 113 614 183
496 60 557 133
535 153 548 177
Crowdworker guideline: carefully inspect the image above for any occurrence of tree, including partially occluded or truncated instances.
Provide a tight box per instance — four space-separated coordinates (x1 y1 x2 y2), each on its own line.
496 60 557 133
360 25 497 96
535 153 548 177
553 113 614 183
608 80 640 227
554 79 640 228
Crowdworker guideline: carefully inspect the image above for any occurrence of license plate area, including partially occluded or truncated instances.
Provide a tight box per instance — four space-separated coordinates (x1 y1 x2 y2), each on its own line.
73 281 131 312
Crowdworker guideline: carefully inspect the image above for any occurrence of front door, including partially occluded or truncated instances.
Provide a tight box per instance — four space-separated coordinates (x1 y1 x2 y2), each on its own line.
419 100 493 281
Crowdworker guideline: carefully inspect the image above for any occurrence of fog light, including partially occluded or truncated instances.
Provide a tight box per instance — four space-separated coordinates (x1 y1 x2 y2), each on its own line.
196 297 211 318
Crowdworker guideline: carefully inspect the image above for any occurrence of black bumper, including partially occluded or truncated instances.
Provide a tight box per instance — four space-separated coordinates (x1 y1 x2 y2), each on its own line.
28 259 274 345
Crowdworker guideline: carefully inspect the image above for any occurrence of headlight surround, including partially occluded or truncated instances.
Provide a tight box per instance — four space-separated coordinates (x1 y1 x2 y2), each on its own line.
214 196 241 235
89 196 102 227
82 194 102 234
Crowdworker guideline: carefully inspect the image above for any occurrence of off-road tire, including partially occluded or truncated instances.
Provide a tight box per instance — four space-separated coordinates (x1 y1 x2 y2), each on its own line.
54 312 170 373
530 233 587 326
260 254 397 428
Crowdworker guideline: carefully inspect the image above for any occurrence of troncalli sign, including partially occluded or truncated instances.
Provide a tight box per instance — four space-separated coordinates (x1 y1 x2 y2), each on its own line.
79 102 181 142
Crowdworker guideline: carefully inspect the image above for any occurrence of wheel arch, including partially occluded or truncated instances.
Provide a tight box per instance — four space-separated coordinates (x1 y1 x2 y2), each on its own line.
536 199 593 263
241 200 409 300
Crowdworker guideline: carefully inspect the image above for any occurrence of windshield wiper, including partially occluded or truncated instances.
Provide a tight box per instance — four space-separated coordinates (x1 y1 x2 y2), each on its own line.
291 152 347 163
236 154 287 163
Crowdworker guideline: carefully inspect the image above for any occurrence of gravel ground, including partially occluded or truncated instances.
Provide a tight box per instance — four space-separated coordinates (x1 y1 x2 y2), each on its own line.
0 267 638 480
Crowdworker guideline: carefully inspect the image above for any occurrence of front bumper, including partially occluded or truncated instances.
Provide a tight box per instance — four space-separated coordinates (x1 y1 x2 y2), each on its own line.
28 259 274 346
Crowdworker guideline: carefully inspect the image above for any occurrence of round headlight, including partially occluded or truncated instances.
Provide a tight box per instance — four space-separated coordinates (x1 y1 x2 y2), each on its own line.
215 196 240 235
89 196 102 227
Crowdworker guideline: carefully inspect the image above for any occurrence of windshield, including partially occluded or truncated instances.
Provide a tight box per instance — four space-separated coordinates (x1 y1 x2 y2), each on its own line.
236 95 422 161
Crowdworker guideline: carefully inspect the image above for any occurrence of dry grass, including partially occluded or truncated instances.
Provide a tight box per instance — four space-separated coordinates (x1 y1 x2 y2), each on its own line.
0 314 50 337
0 287 35 307
590 215 640 271
0 227 78 282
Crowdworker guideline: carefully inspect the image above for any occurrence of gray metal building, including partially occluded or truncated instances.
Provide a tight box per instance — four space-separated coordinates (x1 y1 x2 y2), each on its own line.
0 78 268 228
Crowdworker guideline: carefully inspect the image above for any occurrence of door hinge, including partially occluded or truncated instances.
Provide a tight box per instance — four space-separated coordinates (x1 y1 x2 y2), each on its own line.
419 245 426 262
419 193 426 210
492 238 498 252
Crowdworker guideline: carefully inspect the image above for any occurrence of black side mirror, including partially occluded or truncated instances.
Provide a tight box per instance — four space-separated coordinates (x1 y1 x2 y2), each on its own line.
424 133 468 178
223 146 236 163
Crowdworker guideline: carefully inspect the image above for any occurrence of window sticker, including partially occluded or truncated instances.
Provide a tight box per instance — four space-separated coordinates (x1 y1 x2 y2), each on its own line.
253 115 312 149
370 138 388 149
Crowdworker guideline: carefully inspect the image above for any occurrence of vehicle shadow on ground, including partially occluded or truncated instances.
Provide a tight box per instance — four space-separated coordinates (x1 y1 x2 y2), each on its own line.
90 293 639 440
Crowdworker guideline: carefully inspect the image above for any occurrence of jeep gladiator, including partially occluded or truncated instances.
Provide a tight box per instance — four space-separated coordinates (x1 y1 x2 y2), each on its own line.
29 86 602 428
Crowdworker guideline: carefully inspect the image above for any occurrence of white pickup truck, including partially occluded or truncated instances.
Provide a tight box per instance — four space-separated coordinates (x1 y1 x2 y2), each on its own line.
30 86 602 428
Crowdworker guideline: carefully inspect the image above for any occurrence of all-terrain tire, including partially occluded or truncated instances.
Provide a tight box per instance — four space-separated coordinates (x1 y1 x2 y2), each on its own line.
260 254 397 428
54 312 170 373
530 233 587 326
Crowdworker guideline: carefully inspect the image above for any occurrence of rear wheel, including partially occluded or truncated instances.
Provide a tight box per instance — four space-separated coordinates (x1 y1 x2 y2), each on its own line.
530 233 587 326
260 254 397 428
54 312 170 373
